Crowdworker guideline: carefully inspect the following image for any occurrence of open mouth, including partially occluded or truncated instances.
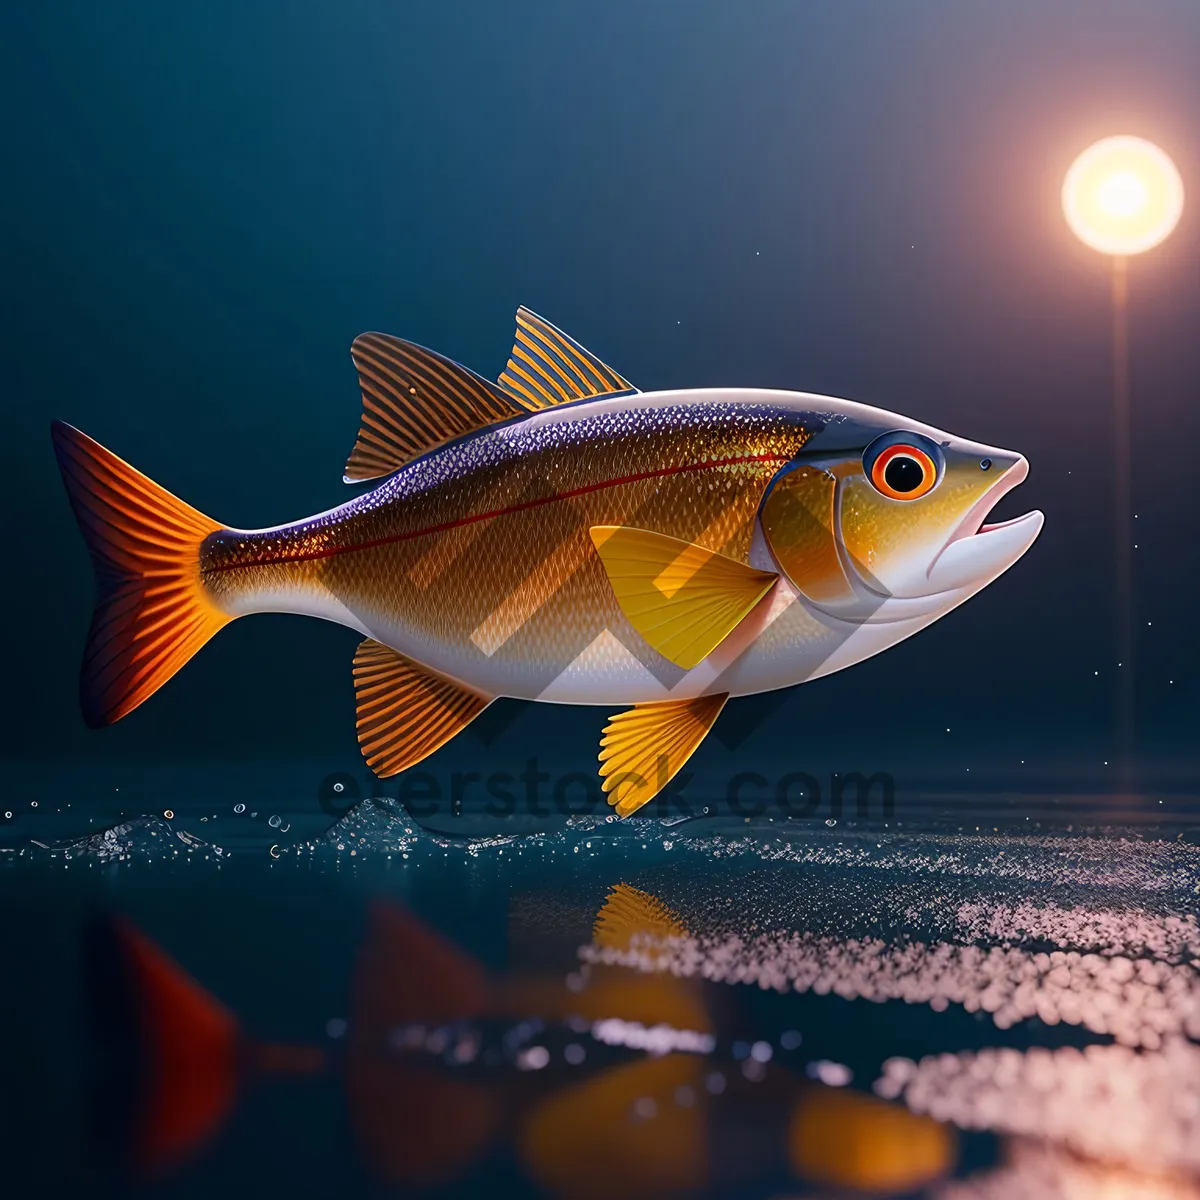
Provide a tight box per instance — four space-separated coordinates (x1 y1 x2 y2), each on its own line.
948 457 1032 546
926 457 1043 593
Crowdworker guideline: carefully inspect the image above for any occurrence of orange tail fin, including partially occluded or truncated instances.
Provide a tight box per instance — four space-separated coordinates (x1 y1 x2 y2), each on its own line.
85 915 240 1175
51 421 230 727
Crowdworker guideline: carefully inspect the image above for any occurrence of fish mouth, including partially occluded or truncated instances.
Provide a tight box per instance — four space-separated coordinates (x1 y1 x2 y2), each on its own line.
925 457 1044 594
949 455 1031 543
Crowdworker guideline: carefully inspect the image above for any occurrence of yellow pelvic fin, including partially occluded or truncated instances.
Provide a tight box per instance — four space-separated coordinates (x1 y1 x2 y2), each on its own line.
498 307 636 410
344 334 527 482
352 640 490 777
590 525 777 669
599 694 728 817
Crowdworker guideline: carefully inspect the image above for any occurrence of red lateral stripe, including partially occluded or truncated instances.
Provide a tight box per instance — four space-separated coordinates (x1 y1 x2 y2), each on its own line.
203 452 790 575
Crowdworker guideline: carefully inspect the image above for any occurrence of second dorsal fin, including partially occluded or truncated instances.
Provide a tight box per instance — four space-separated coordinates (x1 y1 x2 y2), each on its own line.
499 307 636 410
345 334 528 483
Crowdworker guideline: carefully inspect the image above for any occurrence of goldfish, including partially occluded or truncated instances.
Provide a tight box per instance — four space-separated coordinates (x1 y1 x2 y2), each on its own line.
53 307 1042 814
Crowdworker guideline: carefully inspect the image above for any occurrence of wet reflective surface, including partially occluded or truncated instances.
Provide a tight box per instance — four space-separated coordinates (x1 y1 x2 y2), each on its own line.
2 802 1198 1198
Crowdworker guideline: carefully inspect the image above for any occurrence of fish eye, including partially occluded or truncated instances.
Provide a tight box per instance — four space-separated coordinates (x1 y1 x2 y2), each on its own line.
865 440 938 500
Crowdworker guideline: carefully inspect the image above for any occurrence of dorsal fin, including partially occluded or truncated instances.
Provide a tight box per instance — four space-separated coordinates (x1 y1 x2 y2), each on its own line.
345 334 527 483
499 307 636 410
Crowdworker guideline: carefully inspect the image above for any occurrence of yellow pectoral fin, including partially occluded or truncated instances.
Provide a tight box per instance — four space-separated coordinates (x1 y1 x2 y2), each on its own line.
589 526 778 670
599 694 728 817
352 640 491 777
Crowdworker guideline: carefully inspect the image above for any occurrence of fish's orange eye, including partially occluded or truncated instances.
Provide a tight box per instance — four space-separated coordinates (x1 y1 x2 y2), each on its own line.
869 444 936 500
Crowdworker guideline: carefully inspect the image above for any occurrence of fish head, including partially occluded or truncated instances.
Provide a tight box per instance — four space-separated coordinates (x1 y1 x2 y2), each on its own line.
760 405 1043 626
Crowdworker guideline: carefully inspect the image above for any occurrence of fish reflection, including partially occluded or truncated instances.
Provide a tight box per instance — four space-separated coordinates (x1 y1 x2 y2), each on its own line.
574 869 1200 1195
581 871 1200 1050
84 893 954 1195
83 915 326 1176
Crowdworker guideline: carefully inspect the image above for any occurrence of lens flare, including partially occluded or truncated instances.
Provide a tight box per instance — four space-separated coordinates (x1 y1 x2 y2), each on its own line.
1063 136 1184 256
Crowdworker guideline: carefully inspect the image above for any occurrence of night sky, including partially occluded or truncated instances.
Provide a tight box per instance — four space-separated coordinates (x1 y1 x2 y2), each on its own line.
4 1 1199 806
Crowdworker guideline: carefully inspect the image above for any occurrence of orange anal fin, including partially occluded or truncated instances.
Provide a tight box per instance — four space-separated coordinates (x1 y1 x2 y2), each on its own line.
598 693 728 817
352 639 490 777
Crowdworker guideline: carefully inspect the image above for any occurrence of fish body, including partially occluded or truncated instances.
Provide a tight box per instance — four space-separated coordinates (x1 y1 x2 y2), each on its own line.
206 390 811 703
53 308 1042 814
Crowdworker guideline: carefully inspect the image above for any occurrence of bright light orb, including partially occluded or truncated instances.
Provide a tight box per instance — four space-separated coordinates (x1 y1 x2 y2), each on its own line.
1062 136 1184 256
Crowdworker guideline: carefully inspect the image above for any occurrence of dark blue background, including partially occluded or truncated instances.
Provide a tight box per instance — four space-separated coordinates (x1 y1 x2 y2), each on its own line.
4 0 1199 805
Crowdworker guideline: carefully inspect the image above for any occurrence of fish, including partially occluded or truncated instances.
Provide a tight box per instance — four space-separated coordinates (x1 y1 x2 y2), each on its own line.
53 307 1043 815
84 897 955 1195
